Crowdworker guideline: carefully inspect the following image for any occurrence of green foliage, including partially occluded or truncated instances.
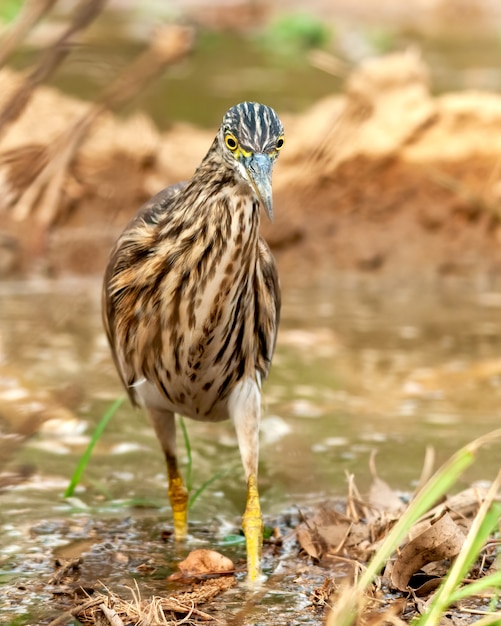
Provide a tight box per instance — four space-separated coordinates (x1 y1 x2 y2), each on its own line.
220 534 246 546
64 397 125 498
263 525 275 540
0 0 23 23
365 27 397 54
260 12 330 55
64 401 223 512
188 469 227 510
179 416 226 510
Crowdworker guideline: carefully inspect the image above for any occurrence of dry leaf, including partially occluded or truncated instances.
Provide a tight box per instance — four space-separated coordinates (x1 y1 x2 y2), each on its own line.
412 575 443 597
168 549 234 581
360 598 408 626
296 506 352 560
369 476 405 514
418 485 489 527
390 512 465 591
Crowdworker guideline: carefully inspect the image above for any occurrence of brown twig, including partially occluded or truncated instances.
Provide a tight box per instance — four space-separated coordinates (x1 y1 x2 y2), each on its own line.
12 23 193 224
0 0 106 142
47 596 102 626
47 557 82 585
0 0 59 69
74 579 231 624
100 602 125 626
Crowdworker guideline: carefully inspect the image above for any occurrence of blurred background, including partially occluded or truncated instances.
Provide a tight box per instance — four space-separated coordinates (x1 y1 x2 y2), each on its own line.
2 1 501 622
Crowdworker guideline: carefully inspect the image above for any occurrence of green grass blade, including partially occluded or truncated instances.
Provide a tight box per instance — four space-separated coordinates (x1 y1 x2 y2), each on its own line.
179 416 192 494
179 417 226 509
64 397 124 498
448 570 501 604
0 0 23 23
188 470 227 510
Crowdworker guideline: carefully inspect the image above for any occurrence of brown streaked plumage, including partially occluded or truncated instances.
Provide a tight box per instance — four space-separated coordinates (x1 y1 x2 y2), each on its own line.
102 102 284 583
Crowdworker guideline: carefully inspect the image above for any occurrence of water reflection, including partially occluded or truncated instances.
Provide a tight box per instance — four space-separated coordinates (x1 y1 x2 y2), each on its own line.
2 274 501 621
11 20 501 131
1 275 501 524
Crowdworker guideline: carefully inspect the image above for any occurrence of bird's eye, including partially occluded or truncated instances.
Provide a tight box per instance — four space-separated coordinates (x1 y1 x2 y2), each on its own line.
225 134 238 151
276 136 285 150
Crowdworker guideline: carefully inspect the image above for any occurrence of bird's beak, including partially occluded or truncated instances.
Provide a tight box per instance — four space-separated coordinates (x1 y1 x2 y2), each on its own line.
245 153 274 221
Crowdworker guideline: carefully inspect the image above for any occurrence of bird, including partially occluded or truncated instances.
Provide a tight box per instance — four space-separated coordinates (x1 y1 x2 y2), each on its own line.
102 101 284 583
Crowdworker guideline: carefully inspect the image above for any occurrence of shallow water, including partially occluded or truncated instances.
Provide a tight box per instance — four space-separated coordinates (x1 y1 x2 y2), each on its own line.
1 274 501 623
50 30 501 128
11 15 501 130
3 5 501 623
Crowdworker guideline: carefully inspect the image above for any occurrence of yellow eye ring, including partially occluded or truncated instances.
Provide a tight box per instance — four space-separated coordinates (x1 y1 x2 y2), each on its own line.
225 134 238 151
276 136 285 150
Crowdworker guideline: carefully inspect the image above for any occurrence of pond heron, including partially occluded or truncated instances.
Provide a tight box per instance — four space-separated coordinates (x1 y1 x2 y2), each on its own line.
102 102 284 583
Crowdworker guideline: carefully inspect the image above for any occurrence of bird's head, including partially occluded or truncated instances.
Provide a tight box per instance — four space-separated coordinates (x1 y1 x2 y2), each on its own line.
217 102 284 221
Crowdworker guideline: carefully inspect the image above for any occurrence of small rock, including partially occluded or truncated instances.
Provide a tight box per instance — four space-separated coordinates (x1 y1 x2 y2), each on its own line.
168 549 234 581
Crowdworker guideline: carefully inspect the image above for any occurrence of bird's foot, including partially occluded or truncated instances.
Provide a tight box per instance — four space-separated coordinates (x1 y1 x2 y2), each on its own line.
242 474 264 584
168 475 189 541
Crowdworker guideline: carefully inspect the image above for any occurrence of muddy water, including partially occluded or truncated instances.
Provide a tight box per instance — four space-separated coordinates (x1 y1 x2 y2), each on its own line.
13 26 501 130
1 275 501 623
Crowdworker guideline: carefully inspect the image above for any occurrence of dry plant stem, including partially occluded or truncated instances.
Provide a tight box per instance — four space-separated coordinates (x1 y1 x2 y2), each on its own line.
413 446 435 495
346 472 363 521
459 608 501 617
0 0 59 69
100 603 125 626
93 25 194 111
47 597 102 626
47 557 81 584
14 108 101 222
308 49 349 78
123 583 221 622
326 427 501 626
69 581 225 624
12 24 193 224
0 0 106 143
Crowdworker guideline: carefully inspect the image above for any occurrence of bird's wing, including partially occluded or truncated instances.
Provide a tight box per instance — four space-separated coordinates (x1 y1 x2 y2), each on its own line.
102 181 187 405
255 237 281 380
131 181 187 227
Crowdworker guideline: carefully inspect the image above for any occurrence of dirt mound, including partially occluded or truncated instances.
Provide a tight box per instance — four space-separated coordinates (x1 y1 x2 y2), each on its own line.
2 50 501 279
266 49 501 278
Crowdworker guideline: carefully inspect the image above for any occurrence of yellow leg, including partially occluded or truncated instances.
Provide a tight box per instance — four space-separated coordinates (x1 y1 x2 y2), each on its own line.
242 473 263 583
166 455 188 540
